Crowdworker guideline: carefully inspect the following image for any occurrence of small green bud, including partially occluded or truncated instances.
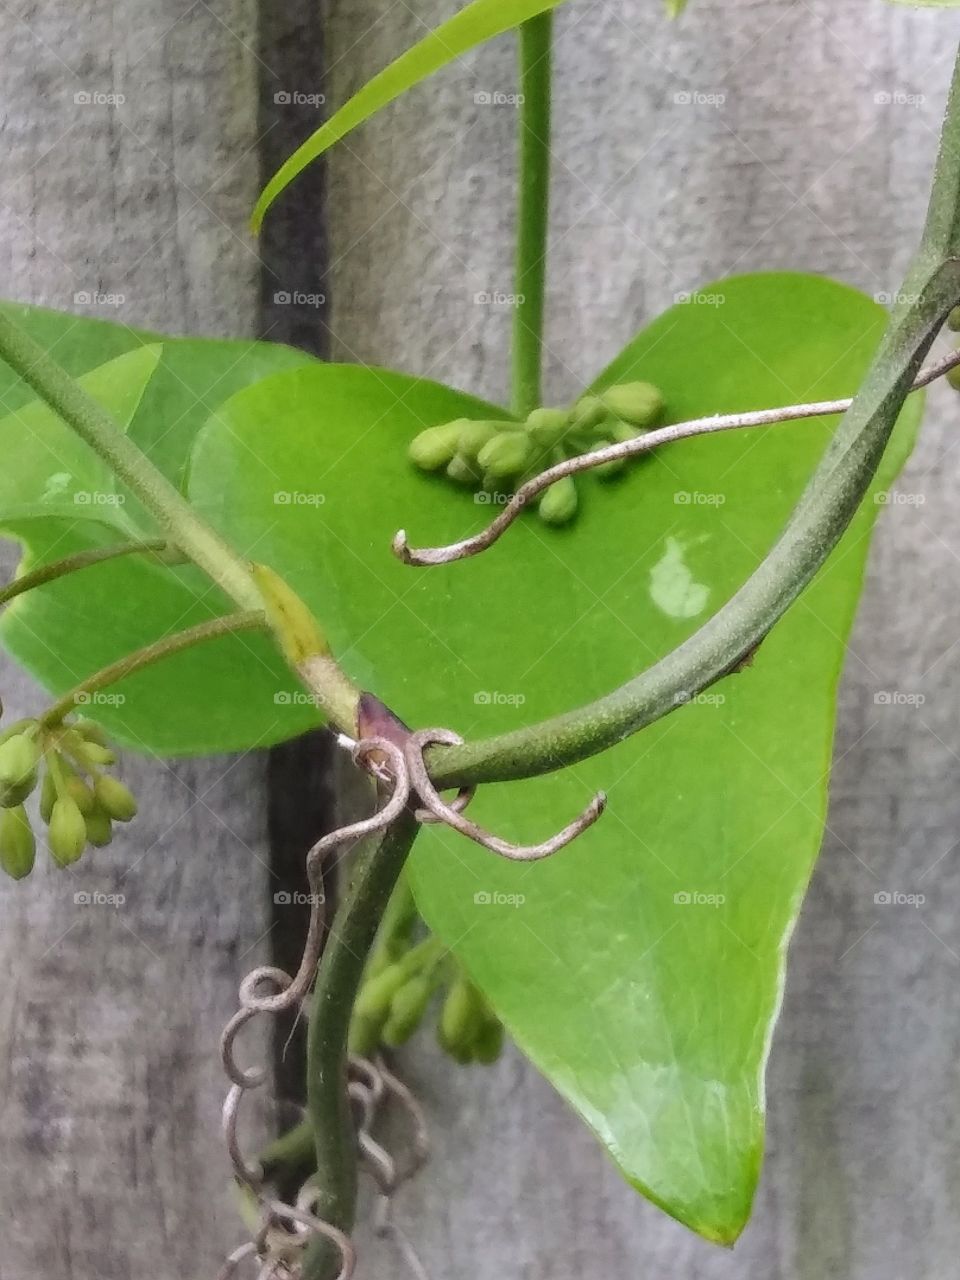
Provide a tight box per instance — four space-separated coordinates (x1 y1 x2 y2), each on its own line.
409 421 465 471
354 962 409 1023
65 774 96 815
70 739 117 768
477 431 534 480
0 805 36 880
48 797 87 866
93 775 138 823
456 420 504 461
948 362 960 392
473 1018 505 1065
600 381 665 427
569 395 607 434
73 718 109 746
948 308 960 332
347 1014 383 1058
446 454 481 485
525 408 571 450
40 766 57 824
0 734 40 808
438 978 486 1060
538 475 578 526
84 807 114 848
381 975 433 1047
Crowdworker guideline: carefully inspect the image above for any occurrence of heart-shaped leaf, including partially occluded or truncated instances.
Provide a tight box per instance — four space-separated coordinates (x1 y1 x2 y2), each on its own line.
184 273 922 1240
253 0 573 230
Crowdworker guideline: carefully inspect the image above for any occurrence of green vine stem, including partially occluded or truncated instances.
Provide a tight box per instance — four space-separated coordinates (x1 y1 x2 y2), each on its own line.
427 42 960 792
0 317 364 735
511 13 553 417
0 539 169 608
302 803 420 1280
37 611 266 729
0 315 264 613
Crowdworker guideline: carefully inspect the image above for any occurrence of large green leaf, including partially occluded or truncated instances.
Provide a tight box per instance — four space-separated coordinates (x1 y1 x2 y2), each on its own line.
0 305 320 753
252 0 573 230
184 273 922 1240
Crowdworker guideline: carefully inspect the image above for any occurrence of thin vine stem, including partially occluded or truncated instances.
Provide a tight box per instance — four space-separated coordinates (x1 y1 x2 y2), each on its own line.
38 611 267 728
302 803 420 1280
395 343 960 568
422 43 960 790
0 316 264 613
511 13 553 417
0 538 169 608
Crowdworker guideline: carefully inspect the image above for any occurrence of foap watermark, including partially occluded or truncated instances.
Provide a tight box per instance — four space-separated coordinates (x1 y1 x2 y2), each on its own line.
874 90 925 108
674 289 725 307
674 890 726 907
75 690 126 708
874 690 925 707
74 90 125 107
474 90 525 107
74 290 125 308
273 90 326 108
874 890 925 908
474 691 526 707
75 491 125 507
273 890 326 907
874 290 922 308
474 290 525 308
274 691 323 707
274 491 326 506
874 490 925 506
474 890 525 908
673 690 726 707
475 490 527 506
673 90 726 108
74 890 125 907
674 490 726 506
273 289 326 308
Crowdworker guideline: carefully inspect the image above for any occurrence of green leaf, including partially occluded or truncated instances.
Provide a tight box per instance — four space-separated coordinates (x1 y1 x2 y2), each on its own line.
0 304 320 753
252 0 572 230
183 273 922 1240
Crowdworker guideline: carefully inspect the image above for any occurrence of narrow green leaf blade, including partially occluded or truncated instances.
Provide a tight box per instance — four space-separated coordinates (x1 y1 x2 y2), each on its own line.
252 0 571 230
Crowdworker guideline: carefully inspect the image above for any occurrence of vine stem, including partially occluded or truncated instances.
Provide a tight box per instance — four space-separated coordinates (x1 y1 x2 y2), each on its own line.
0 539 169 607
0 317 364 734
0 317 263 613
302 803 420 1280
37 611 266 728
395 343 960 568
511 13 553 417
424 43 960 790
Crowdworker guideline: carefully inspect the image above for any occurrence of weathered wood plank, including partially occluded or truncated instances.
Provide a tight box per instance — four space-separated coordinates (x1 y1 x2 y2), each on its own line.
320 1 960 1276
0 3 269 1274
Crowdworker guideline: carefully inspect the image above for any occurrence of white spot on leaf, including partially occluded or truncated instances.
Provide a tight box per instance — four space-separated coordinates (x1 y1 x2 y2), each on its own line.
649 537 710 619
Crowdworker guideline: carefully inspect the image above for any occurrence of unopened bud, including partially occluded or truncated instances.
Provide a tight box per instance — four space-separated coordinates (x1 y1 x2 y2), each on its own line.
477 431 534 480
93 775 138 823
408 421 466 471
48 797 87 866
446 454 481 486
473 1018 505 1064
84 807 114 848
525 408 571 450
0 805 36 880
538 475 578 525
0 734 40 808
382 975 433 1047
439 978 486 1061
600 381 664 427
456 420 503 461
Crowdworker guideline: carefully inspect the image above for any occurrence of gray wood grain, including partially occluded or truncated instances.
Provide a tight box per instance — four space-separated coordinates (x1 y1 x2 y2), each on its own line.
320 1 960 1276
0 2 270 1274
